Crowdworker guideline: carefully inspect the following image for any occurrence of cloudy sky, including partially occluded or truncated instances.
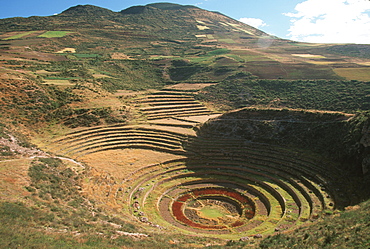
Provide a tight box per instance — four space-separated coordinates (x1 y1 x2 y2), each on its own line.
1 0 369 44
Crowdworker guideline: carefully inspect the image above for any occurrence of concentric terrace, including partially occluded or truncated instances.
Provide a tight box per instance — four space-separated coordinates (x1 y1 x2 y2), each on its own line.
45 87 355 239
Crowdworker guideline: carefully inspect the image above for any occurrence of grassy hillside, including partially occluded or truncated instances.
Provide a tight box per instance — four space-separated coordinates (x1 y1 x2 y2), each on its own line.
196 75 370 112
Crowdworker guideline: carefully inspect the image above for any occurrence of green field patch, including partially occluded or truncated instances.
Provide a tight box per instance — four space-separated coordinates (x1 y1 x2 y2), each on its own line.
150 55 180 60
3 31 38 40
89 69 114 78
334 67 370 81
242 55 272 62
94 70 114 76
61 53 102 59
224 54 245 63
73 53 101 58
42 79 75 86
188 56 213 63
44 77 80 80
207 48 230 56
200 206 229 219
35 70 59 75
218 39 235 44
288 42 317 47
38 31 73 38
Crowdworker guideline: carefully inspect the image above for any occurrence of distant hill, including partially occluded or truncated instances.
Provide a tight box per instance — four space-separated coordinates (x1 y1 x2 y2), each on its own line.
60 4 116 16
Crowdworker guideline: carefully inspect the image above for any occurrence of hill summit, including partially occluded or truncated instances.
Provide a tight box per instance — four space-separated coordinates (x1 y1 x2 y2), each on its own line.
60 4 116 16
60 3 200 16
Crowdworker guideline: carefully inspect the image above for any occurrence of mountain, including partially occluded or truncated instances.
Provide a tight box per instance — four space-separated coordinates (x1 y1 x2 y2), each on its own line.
0 3 369 248
1 3 369 81
0 3 267 37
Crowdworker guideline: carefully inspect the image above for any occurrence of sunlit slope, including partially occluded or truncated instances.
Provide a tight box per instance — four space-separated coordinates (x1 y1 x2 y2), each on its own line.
0 3 369 83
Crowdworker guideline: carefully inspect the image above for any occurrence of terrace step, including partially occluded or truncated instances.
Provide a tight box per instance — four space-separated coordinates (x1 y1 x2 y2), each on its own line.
182 161 323 219
71 142 186 158
185 137 336 179
124 159 313 235
146 111 213 120
162 88 199 93
48 124 195 158
145 108 211 116
147 118 198 128
139 95 194 100
185 151 334 202
52 125 190 143
140 100 200 106
61 135 183 156
139 103 205 112
142 107 209 116
150 90 195 96
134 88 216 121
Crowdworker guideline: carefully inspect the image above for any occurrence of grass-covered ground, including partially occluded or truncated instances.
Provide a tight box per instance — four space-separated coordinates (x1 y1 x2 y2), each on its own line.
196 75 370 112
38 31 73 38
2 31 38 40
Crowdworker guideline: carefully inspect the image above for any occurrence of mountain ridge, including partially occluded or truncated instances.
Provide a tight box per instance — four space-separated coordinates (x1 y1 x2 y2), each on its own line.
60 4 116 16
0 3 267 38
60 3 201 16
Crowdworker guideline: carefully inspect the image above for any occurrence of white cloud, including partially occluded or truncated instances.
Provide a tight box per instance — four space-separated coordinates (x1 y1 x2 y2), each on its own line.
284 0 370 44
195 0 209 6
239 17 267 29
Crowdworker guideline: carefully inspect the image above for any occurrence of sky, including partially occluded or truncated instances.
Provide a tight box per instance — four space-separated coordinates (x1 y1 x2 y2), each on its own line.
0 0 369 44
